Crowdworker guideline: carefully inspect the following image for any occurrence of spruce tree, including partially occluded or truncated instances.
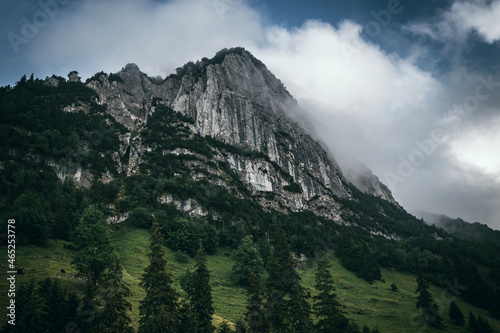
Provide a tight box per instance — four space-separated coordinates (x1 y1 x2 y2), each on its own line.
287 284 312 333
270 222 297 294
10 280 44 333
94 255 134 333
265 252 288 332
37 278 68 332
80 279 99 332
415 275 444 329
448 301 464 326
235 319 248 333
469 312 477 330
63 288 82 332
313 251 349 332
72 205 114 288
176 299 195 333
231 235 264 286
245 272 267 332
264 222 311 332
476 315 494 333
190 241 215 333
139 219 179 333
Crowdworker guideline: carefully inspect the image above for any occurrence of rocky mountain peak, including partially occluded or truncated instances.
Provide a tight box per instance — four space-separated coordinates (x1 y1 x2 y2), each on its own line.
123 63 141 72
84 47 398 218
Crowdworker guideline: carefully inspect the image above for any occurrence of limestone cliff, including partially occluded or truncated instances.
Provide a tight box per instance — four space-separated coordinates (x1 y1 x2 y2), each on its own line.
85 47 397 219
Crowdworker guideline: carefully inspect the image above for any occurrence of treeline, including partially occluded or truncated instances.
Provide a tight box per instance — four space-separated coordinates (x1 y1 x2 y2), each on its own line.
0 74 125 175
371 234 500 314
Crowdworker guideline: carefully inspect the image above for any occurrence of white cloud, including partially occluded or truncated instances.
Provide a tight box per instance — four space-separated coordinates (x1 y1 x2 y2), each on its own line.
28 0 264 80
407 0 500 44
449 0 500 43
450 115 500 178
254 19 442 177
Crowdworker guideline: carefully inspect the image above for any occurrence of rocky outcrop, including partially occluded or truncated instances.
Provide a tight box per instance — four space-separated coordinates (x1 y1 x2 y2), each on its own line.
45 160 93 188
341 160 396 204
84 48 398 218
86 66 162 129
158 194 208 217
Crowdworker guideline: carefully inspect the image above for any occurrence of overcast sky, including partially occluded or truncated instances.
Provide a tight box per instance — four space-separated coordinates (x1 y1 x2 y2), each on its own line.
1 0 499 229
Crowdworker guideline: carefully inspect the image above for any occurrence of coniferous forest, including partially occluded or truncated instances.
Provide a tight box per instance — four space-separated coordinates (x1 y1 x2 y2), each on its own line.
1 70 499 332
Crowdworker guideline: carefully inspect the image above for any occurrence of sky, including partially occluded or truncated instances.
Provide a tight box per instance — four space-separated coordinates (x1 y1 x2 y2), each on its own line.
1 0 500 230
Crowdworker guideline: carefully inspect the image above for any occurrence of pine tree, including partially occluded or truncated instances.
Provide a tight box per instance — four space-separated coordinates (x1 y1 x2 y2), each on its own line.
415 275 444 328
139 220 179 333
264 252 287 332
469 312 477 330
448 301 464 326
313 251 349 332
270 222 297 294
94 255 134 333
287 284 312 333
245 272 267 332
72 205 114 287
190 241 215 333
476 315 494 333
231 235 264 286
63 288 82 332
10 280 44 333
264 222 311 332
37 278 68 332
176 299 195 333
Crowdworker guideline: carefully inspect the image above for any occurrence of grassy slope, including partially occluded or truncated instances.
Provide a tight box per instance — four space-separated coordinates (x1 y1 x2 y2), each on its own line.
1 223 499 332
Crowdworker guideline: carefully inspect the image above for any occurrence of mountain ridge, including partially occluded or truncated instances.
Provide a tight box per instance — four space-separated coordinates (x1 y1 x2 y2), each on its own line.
417 211 500 243
81 47 398 220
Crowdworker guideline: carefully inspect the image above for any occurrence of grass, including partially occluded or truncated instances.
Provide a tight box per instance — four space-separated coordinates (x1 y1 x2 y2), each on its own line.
2 224 500 332
299 256 500 332
111 224 247 329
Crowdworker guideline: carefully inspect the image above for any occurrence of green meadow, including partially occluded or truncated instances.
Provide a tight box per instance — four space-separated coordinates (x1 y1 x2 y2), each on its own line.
2 222 499 332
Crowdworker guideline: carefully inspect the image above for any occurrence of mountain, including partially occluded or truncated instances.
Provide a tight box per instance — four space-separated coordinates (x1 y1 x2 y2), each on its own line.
58 48 396 223
0 47 467 244
418 211 500 244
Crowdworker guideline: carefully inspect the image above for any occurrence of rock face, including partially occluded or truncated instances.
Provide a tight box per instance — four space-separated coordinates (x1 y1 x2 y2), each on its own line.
85 48 397 219
86 65 157 129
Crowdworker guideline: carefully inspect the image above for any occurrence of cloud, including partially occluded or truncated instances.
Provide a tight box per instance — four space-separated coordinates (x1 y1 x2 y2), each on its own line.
5 0 500 229
397 156 500 227
26 0 264 80
254 19 443 178
450 115 500 179
449 0 500 43
407 0 500 44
